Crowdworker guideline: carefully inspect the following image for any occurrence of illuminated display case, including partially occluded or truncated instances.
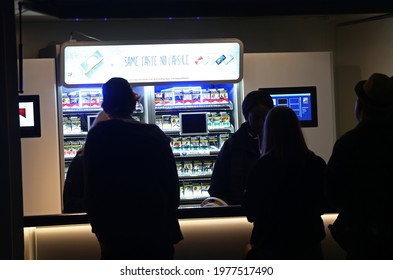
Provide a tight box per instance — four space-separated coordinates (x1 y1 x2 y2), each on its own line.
152 82 241 203
57 39 244 205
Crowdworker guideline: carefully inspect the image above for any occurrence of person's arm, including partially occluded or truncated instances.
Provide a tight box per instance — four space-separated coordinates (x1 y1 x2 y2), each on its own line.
208 140 231 201
154 127 180 210
63 153 86 213
325 137 352 212
153 127 184 243
83 127 102 218
307 156 328 215
243 159 265 223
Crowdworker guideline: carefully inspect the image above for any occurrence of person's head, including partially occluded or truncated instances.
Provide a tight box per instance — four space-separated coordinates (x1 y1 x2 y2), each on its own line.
242 90 274 134
101 77 137 118
354 73 393 122
262 106 311 159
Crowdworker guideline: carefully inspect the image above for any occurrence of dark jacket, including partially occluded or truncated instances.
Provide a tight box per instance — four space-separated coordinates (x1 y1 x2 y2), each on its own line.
209 122 261 205
84 119 183 245
63 149 86 213
326 119 393 259
243 154 326 249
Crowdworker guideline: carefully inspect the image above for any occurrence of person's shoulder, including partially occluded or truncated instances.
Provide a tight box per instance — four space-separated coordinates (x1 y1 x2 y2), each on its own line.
85 123 103 140
235 122 250 134
308 154 326 166
142 123 165 134
229 122 251 142
88 119 114 132
332 127 359 150
337 123 365 141
136 123 169 141
121 120 160 132
216 124 249 150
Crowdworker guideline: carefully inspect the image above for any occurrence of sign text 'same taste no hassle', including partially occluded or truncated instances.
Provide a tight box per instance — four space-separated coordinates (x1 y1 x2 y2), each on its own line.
61 39 243 86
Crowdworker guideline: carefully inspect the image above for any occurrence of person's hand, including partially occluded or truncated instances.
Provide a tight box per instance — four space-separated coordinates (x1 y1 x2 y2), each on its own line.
134 92 141 101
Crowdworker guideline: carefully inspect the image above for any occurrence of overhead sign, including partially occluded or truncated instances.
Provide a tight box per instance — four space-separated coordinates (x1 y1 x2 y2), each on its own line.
60 39 243 87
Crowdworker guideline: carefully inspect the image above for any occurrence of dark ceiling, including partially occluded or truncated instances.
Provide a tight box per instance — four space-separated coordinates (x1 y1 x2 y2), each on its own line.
21 0 393 19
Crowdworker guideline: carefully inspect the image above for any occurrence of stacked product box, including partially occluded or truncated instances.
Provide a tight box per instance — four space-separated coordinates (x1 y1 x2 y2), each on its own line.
64 140 84 159
170 135 218 152
155 86 229 107
180 181 210 199
207 112 231 129
176 159 214 177
62 89 102 109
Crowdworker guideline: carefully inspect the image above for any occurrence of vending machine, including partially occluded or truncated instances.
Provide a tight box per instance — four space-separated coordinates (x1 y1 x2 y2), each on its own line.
57 39 244 205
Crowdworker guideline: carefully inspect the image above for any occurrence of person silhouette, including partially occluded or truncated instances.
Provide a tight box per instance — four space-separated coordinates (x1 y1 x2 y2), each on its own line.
208 90 274 205
243 106 326 259
83 77 183 259
326 73 393 259
63 110 109 213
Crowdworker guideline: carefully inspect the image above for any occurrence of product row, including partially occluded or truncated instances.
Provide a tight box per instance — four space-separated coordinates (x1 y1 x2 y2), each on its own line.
64 140 84 159
62 89 143 111
180 181 210 200
155 86 229 106
176 159 214 177
64 133 229 159
156 112 231 131
62 89 102 109
63 160 210 201
170 134 228 152
63 115 142 135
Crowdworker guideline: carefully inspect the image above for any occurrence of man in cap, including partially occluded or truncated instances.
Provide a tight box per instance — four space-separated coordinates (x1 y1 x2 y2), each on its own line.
208 90 274 205
326 73 393 259
84 77 183 259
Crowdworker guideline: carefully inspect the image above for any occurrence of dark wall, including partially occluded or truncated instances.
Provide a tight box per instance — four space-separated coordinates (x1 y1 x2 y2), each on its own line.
19 16 336 58
0 0 24 260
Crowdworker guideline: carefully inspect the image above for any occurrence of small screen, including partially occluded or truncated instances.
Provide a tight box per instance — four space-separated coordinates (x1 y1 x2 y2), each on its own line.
19 102 35 127
259 86 318 127
19 95 41 137
180 112 208 135
87 115 97 130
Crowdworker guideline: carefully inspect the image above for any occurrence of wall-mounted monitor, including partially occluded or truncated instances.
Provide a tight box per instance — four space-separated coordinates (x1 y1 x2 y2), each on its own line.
179 112 209 135
18 95 41 138
259 86 318 127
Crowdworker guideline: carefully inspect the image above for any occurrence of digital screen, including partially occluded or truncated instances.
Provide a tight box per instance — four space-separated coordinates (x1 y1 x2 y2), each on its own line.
19 102 35 127
87 115 97 130
19 95 41 137
180 112 208 135
259 86 318 127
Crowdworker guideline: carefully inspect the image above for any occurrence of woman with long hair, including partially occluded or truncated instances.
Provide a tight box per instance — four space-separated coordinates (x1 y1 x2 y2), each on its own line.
243 106 326 259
